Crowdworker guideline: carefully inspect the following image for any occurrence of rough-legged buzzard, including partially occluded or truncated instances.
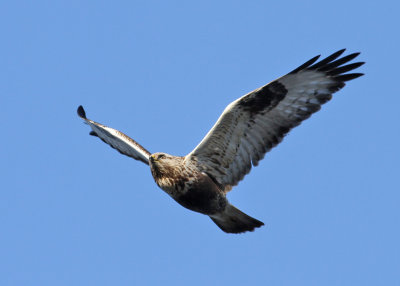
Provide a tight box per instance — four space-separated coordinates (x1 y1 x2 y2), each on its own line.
77 49 364 233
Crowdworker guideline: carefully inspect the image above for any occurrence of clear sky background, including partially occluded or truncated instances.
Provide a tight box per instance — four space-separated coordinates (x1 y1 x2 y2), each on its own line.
1 1 399 285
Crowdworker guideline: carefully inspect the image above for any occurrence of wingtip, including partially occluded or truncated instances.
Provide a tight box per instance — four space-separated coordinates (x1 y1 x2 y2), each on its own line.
312 54 321 62
289 54 321 74
330 49 346 59
77 105 86 119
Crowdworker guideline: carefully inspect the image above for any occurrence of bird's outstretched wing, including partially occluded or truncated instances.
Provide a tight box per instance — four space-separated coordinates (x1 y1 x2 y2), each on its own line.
187 49 364 192
77 106 151 165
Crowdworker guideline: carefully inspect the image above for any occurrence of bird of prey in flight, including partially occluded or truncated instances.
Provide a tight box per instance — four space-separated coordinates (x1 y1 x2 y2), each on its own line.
77 49 364 233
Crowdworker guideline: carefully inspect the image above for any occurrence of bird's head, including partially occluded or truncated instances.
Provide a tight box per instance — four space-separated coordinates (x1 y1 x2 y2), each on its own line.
149 153 182 179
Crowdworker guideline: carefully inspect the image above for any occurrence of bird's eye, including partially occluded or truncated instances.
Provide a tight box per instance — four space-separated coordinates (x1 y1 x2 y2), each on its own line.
158 154 166 159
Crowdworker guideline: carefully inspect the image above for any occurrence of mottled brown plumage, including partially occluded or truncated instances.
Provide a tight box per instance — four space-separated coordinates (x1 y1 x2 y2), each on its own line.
148 152 264 233
77 50 364 233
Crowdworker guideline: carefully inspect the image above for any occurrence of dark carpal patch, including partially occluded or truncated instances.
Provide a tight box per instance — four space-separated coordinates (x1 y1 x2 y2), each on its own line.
239 81 287 115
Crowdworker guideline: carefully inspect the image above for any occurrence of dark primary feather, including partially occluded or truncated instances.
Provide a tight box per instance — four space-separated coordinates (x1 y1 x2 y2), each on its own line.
77 105 87 118
291 48 365 84
306 49 346 70
317 53 360 71
289 55 321 74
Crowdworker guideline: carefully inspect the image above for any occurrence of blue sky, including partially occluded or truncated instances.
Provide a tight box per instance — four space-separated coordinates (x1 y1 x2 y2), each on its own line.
1 0 399 285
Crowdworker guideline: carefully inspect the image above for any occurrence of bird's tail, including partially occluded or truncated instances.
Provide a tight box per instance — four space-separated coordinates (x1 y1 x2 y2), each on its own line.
209 204 264 233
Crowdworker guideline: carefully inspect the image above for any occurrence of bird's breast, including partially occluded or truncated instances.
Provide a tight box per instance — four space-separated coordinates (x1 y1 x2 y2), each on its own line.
155 175 192 197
